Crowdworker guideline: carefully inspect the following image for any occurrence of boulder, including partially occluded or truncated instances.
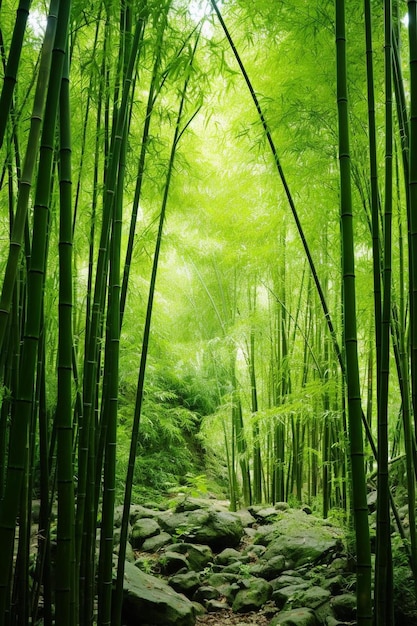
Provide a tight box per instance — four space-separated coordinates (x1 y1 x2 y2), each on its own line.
127 504 161 526
330 593 356 621
159 551 189 575
250 555 286 580
193 585 220 604
168 542 213 571
169 571 201 597
142 531 172 552
272 583 309 608
158 508 243 550
232 508 257 527
215 547 242 565
268 607 318 625
130 518 160 548
207 572 240 587
292 585 331 609
206 599 230 612
263 528 342 569
232 577 272 613
270 574 307 591
121 560 195 626
275 502 290 511
252 506 280 522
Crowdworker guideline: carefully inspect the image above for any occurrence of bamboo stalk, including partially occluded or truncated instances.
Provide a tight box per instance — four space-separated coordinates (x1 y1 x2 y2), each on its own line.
335 1 372 622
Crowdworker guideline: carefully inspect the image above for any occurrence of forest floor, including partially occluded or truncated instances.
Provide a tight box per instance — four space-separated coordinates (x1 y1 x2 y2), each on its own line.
195 606 272 626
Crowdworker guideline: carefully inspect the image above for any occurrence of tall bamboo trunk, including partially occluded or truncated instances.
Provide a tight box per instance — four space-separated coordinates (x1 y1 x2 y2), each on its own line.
335 1 372 623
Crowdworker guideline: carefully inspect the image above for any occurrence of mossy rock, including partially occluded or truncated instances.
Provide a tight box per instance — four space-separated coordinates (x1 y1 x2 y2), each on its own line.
268 607 318 625
121 561 196 626
232 577 272 613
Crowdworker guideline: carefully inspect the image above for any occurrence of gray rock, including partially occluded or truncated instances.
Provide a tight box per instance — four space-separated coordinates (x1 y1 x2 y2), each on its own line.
158 508 243 550
169 571 201 597
168 542 213 570
193 585 220 604
293 586 331 609
330 593 356 621
206 599 229 611
243 543 266 558
121 560 195 626
268 607 318 625
128 504 160 524
130 518 160 548
224 561 252 574
207 572 240 587
272 583 309 608
263 529 342 568
327 557 350 573
216 581 240 603
142 531 172 552
113 538 135 563
159 551 189 575
250 555 286 580
215 547 242 565
275 502 290 511
321 574 345 594
174 498 209 512
254 507 280 522
232 577 272 613
232 508 257 527
270 574 307 591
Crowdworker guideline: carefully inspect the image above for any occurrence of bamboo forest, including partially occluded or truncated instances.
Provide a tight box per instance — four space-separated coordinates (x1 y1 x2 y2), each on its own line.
2 0 417 624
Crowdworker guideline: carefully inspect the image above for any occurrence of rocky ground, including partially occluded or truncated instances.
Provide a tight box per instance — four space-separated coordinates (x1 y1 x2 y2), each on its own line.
195 605 271 625
115 497 359 626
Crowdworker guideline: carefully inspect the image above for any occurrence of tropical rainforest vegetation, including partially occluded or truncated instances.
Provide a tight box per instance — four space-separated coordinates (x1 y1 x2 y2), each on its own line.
0 0 415 624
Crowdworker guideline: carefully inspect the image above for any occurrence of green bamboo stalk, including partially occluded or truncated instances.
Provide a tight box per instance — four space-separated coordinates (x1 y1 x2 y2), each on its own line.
335 1 372 623
55 45 75 626
71 6 102 234
0 2 69 620
408 0 417 439
96 11 139 624
0 0 31 151
364 0 382 398
75 11 144 592
119 5 169 322
112 30 200 625
30 348 53 625
375 1 394 622
232 374 251 506
0 0 58 354
249 322 262 503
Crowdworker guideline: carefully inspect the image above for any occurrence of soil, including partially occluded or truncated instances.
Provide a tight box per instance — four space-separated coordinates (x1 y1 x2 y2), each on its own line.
195 607 271 626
